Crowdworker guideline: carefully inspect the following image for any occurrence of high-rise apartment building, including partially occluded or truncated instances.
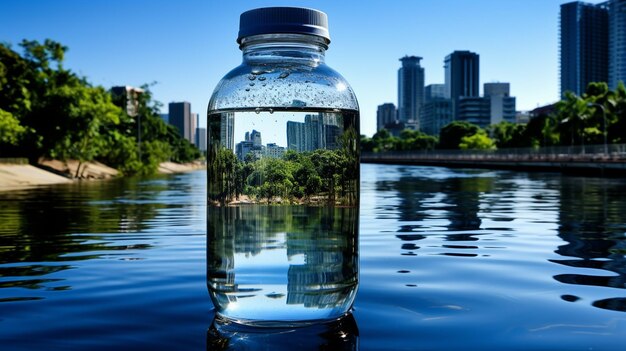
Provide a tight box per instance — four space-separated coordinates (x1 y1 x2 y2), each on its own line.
424 84 446 103
419 84 452 135
457 97 491 127
560 1 609 96
220 112 235 150
235 129 263 161
287 121 306 152
168 102 196 144
195 128 207 152
397 56 425 126
445 51 480 100
376 103 397 131
484 83 516 125
419 99 452 136
609 0 626 89
286 113 343 152
456 83 516 128
444 51 480 119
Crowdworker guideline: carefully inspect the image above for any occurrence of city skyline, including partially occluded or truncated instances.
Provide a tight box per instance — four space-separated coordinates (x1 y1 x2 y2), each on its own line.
1 0 609 137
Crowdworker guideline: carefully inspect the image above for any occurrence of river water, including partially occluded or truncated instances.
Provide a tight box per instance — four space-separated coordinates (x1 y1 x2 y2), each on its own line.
1 164 625 350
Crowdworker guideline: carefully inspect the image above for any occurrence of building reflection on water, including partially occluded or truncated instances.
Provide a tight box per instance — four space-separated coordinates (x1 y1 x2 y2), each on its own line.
552 177 626 312
375 167 495 239
374 167 626 313
207 205 358 312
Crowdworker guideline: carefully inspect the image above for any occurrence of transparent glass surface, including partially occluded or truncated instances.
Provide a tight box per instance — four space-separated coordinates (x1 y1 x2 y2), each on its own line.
207 34 360 325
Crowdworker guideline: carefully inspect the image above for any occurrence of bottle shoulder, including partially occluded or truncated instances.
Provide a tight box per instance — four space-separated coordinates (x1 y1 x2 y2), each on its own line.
208 61 359 112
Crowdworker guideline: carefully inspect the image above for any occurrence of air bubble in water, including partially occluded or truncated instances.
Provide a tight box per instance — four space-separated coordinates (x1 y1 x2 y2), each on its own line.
248 75 256 80
269 108 274 114
245 88 250 92
255 108 261 114
258 77 266 81
278 72 290 79
249 82 255 86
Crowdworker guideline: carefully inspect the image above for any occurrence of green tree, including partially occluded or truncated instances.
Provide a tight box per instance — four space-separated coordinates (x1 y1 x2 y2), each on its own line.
48 85 122 177
397 129 438 150
439 121 480 149
525 114 559 147
1 39 201 175
371 129 397 152
360 134 375 152
556 91 591 147
310 149 341 203
489 121 529 148
459 130 496 150
0 109 27 145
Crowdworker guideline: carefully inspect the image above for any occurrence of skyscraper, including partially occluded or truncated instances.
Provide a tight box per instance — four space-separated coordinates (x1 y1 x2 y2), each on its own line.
196 127 207 152
220 112 235 150
560 1 609 96
190 112 198 147
424 84 446 103
286 113 343 152
609 0 626 89
397 56 425 127
484 83 516 125
287 121 306 152
376 103 397 131
169 102 195 144
455 83 517 128
420 84 452 135
444 51 479 119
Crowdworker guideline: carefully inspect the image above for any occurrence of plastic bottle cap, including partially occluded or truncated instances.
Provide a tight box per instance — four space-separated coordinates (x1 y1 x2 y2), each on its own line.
237 7 330 44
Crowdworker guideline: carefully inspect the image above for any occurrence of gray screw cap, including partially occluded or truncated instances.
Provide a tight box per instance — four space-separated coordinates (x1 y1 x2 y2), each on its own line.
237 7 330 44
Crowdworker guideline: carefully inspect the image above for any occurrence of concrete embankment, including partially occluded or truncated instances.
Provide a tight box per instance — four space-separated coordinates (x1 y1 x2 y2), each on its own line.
0 162 72 191
0 159 205 192
361 152 626 176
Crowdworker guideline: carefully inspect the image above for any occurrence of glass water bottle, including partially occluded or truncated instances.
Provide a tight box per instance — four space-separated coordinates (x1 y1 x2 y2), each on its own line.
207 7 359 326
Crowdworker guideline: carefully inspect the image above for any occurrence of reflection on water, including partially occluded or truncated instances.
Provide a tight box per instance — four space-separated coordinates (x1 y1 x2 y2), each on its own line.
2 166 626 349
206 313 359 351
552 177 626 312
207 205 358 323
367 166 626 316
0 179 174 298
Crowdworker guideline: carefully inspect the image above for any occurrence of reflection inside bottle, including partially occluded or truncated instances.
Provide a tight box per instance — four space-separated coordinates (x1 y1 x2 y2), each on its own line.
207 205 359 324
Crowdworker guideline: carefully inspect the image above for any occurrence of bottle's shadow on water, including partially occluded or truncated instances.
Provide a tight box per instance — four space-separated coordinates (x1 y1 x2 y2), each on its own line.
206 313 359 351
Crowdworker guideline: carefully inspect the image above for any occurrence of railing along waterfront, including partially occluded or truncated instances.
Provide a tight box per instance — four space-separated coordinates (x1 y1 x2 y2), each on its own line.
361 144 626 174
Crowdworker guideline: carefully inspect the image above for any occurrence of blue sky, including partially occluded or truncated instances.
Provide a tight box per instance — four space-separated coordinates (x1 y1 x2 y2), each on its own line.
1 0 606 136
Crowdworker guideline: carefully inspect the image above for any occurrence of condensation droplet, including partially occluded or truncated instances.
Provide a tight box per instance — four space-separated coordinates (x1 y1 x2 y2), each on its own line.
258 76 266 81
278 72 290 79
245 88 250 92
248 75 256 80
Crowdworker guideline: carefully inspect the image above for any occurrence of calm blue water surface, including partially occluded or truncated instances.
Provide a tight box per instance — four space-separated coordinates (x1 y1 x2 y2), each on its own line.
1 164 626 350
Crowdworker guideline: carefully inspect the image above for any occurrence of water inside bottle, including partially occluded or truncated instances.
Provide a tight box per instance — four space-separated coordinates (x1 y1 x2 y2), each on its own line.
207 108 359 324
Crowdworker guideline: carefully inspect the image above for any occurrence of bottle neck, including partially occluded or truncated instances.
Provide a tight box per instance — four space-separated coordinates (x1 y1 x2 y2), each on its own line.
240 34 328 65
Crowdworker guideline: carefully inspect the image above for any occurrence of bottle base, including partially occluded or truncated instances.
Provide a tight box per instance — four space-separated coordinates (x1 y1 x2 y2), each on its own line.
213 310 354 329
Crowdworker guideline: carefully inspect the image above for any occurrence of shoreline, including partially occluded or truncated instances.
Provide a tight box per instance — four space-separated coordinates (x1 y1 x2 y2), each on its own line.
0 159 205 192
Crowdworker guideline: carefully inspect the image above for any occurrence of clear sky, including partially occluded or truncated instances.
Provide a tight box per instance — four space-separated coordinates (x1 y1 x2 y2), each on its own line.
0 0 606 137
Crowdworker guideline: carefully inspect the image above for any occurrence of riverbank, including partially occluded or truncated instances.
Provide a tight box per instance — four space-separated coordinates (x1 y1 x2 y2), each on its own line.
0 163 72 191
362 149 626 176
0 159 205 192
